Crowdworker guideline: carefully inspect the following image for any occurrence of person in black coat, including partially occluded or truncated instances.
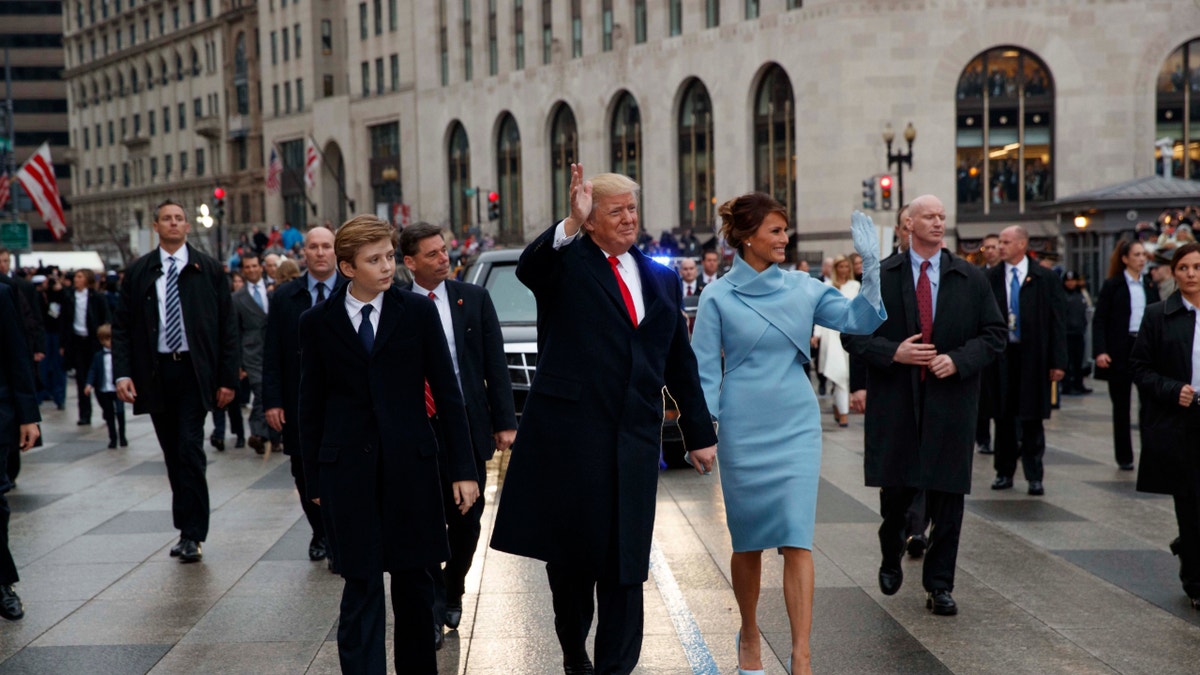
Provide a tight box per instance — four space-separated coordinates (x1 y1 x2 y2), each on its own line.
1093 240 1160 469
1130 242 1200 609
843 195 1006 617
61 268 109 426
1062 271 1092 396
489 166 717 674
0 284 41 621
0 248 46 362
399 222 517 641
264 225 342 563
113 200 240 564
298 215 478 674
987 227 1068 496
84 324 126 448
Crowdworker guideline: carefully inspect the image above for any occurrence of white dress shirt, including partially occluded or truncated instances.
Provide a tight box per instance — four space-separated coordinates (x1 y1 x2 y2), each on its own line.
100 348 115 392
73 289 89 336
157 246 191 353
702 272 718 286
908 249 941 320
248 279 269 313
553 220 645 324
1003 256 1030 311
682 280 699 296
344 283 383 336
1181 297 1200 391
413 280 461 384
1125 270 1147 333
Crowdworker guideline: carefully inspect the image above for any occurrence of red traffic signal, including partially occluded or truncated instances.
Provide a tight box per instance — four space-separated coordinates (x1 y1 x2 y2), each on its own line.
488 191 499 202
879 175 893 189
213 187 226 200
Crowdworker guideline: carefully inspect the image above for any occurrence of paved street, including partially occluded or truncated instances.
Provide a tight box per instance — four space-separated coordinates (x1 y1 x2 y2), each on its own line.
0 382 1198 674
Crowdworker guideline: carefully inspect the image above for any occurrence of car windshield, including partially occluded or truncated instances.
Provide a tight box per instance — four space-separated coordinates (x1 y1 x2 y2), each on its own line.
486 264 537 324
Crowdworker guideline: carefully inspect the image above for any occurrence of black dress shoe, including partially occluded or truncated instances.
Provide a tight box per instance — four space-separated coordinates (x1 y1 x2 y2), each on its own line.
444 604 463 629
1118 462 1135 471
906 534 928 559
1028 481 1045 496
878 566 903 596
926 589 957 616
1170 537 1182 556
170 538 184 557
977 443 994 455
991 475 1014 490
234 436 246 449
434 624 444 650
209 436 225 452
178 539 203 563
308 536 327 561
248 435 266 454
119 438 128 447
564 661 595 675
107 440 117 449
0 585 24 621
77 420 90 426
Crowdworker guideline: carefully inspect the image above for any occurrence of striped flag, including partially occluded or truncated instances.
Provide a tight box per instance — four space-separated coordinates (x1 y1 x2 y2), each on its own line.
0 170 9 210
304 137 319 191
16 142 67 240
266 146 282 194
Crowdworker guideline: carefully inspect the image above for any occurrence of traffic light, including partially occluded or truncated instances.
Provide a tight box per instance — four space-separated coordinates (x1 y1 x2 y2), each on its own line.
213 187 226 220
879 175 893 210
487 191 500 221
861 177 877 210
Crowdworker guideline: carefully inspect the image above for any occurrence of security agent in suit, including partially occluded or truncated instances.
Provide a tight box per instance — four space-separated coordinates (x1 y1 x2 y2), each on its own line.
231 252 273 453
114 200 240 564
987 226 1068 496
0 248 46 484
298 216 478 674
264 226 342 563
61 268 109 426
490 166 717 674
399 222 517 640
0 284 41 621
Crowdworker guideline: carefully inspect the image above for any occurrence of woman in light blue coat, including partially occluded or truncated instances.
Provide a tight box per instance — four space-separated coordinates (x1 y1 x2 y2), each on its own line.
692 193 885 674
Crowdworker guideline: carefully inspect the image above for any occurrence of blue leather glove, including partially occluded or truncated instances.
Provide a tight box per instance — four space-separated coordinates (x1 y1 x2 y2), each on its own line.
850 211 883 309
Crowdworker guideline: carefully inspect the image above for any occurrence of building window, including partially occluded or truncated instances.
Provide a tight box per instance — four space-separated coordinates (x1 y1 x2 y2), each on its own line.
149 110 156 135
754 65 796 222
273 83 280 113
369 122 401 214
321 19 332 54
323 74 334 97
514 0 525 70
634 0 646 43
706 0 718 27
359 3 368 40
374 0 382 35
282 27 289 60
600 1 615 53
488 0 498 76
133 113 141 136
85 169 91 189
610 91 641 184
390 53 399 91
571 0 581 58
549 103 578 219
270 31 277 64
361 62 370 96
182 102 189 128
447 121 471 234
389 0 397 31
542 0 552 64
163 106 170 132
669 0 681 36
787 0 802 8
296 78 304 110
439 0 448 85
150 156 158 180
463 0 473 81
746 0 759 19
955 47 1054 218
84 127 90 150
235 137 247 170
281 139 308 228
678 78 714 228
375 57 384 94
1156 37 1200 180
235 32 249 114
165 154 172 178
496 112 522 241
196 148 205 176
294 23 301 59
284 80 292 113
180 151 188 176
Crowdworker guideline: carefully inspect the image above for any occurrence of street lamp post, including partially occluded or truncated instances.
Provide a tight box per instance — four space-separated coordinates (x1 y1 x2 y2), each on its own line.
883 122 917 209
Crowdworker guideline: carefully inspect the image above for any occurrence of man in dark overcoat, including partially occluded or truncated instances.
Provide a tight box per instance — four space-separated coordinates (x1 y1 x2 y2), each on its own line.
490 165 717 674
843 195 1006 617
264 226 342 562
298 215 478 673
988 226 1068 496
113 200 240 563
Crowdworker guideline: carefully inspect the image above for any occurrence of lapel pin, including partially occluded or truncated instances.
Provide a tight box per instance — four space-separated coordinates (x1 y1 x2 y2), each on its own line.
193 263 201 271
1025 276 1031 284
457 299 463 306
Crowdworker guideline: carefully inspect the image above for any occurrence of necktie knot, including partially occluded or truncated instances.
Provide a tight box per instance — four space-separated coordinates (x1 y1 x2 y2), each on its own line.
316 282 326 302
428 291 436 300
606 255 638 328
921 260 930 273
358 304 375 353
608 255 620 270
361 305 373 320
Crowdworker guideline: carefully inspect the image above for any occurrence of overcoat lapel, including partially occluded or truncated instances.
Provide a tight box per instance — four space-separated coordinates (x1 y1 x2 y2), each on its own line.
372 289 403 356
631 248 666 327
446 282 468 350
328 293 369 359
579 236 638 328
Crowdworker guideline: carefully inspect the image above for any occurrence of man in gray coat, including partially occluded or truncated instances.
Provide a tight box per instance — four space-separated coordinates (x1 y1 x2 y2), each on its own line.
232 252 272 453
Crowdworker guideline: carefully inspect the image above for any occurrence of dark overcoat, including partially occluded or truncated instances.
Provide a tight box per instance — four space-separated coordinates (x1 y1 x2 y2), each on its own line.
1093 273 1161 376
987 259 1068 420
489 224 717 585
60 288 110 363
262 273 345 455
298 284 476 579
111 244 240 415
0 285 40 446
843 250 1006 494
1130 292 1200 495
402 279 517 462
0 274 45 355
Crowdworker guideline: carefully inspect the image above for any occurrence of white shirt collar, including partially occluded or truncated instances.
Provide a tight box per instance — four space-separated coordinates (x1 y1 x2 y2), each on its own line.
599 246 636 270
1005 256 1028 281
413 279 448 299
344 283 384 317
1124 270 1141 285
159 245 189 268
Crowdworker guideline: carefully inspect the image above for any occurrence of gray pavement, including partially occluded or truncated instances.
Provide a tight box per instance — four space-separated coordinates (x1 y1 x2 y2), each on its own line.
1 383 1199 674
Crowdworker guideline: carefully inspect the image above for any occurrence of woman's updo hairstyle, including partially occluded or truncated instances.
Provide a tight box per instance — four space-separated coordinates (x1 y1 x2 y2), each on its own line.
718 192 789 251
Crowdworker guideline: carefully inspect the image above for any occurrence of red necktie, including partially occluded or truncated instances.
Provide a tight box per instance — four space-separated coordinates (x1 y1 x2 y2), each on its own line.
608 256 638 328
916 260 933 381
424 291 437 417
686 284 694 296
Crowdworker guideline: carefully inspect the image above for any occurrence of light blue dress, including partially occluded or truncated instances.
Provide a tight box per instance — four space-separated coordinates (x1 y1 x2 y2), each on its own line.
692 256 885 552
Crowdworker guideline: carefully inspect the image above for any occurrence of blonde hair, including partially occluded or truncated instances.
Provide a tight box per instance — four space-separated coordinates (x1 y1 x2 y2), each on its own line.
586 173 641 222
831 255 852 288
274 258 301 283
97 323 112 342
335 215 396 268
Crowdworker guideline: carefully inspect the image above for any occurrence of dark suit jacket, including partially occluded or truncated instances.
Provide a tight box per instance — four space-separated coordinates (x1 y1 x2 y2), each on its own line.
0 285 40 450
60 288 109 361
262 272 345 454
403 279 516 462
1130 292 1200 495
988 258 1069 420
112 244 240 415
298 284 476 579
843 249 1006 494
0 274 45 356
1093 273 1161 376
231 285 269 379
490 224 717 585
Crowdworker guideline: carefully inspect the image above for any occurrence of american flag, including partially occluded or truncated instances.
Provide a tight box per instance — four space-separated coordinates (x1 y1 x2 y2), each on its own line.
304 137 319 191
0 170 9 210
266 146 282 194
16 142 67 240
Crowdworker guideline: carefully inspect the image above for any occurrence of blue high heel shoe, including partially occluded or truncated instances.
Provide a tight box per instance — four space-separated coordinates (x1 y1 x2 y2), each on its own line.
735 632 765 675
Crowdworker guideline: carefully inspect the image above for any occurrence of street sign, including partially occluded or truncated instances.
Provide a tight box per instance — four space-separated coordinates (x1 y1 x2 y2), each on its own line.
0 221 30 252
0 138 10 152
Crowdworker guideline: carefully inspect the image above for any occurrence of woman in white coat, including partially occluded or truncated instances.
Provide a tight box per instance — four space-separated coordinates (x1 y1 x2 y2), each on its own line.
814 256 860 426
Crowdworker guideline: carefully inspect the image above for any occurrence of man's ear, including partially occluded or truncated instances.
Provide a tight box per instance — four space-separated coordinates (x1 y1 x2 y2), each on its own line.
338 259 355 279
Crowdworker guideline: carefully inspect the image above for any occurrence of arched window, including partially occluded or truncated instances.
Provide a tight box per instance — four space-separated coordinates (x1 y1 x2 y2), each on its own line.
754 65 795 222
1156 37 1200 180
678 78 714 228
610 91 641 183
146 63 154 89
447 122 471 234
160 57 168 85
176 52 184 80
955 47 1054 217
549 103 578 219
104 75 112 100
234 32 249 115
496 113 523 241
191 47 200 75
130 66 138 92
